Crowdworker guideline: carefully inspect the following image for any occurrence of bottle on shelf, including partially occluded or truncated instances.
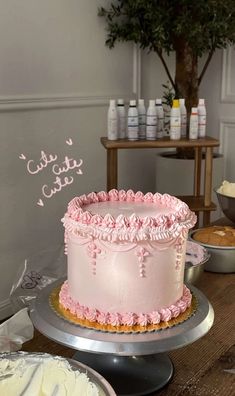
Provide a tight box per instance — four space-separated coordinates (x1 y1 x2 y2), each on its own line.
163 105 171 137
179 98 187 138
155 99 164 139
138 99 146 140
189 107 199 139
146 99 157 140
117 99 126 139
170 99 181 140
198 99 207 138
127 100 139 141
107 99 118 140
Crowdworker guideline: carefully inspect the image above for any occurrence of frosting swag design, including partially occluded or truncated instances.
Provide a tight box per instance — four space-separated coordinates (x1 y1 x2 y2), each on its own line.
66 233 186 276
87 241 101 275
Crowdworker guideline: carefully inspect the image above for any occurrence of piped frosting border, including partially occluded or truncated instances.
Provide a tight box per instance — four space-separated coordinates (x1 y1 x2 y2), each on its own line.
59 281 192 327
62 189 197 242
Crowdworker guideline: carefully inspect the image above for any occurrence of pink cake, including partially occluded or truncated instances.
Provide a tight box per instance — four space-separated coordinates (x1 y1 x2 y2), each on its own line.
59 189 197 330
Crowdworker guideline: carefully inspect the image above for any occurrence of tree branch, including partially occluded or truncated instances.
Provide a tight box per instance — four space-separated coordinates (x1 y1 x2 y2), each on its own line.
198 49 215 86
154 47 176 91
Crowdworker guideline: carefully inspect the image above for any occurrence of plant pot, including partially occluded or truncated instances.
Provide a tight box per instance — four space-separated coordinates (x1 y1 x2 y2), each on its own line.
155 151 224 223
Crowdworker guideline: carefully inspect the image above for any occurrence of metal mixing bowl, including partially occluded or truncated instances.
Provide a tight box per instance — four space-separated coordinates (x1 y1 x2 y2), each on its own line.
215 188 235 224
189 229 235 273
184 241 210 284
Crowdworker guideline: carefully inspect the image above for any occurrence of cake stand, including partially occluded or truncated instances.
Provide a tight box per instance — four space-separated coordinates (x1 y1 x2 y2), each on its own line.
30 279 214 396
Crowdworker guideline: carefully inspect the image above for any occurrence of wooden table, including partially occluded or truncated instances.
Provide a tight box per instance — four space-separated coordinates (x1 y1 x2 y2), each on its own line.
101 136 220 226
23 271 235 395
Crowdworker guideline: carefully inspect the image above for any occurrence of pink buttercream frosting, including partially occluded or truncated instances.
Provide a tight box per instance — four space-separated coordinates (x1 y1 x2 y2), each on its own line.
84 308 97 322
62 189 197 243
122 312 137 326
108 313 121 326
149 311 161 324
59 281 192 326
76 305 85 320
168 304 181 318
159 308 172 322
97 312 108 324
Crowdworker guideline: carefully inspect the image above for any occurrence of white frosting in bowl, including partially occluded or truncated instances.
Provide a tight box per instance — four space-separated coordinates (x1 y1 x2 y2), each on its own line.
217 180 235 197
0 354 100 396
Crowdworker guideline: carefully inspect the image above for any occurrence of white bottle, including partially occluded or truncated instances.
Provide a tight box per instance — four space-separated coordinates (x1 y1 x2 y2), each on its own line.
155 99 164 139
163 105 171 136
138 99 146 139
146 99 157 140
127 100 139 141
189 107 199 139
107 99 118 140
179 98 187 138
117 99 126 139
170 99 181 140
198 98 206 138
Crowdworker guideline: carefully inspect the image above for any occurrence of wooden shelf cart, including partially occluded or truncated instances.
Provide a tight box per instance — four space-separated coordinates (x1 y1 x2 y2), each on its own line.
100 136 220 226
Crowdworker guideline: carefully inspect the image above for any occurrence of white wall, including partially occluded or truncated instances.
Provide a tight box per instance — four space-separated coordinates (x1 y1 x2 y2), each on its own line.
0 0 146 320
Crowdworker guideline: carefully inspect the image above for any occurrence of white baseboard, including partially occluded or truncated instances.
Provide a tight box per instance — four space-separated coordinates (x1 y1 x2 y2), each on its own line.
0 299 13 321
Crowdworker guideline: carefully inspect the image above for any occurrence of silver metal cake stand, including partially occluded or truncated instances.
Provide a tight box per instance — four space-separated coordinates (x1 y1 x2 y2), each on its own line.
30 279 214 396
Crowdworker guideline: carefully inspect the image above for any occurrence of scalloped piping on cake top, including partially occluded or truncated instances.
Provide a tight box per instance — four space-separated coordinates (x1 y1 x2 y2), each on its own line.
62 189 197 243
59 281 192 326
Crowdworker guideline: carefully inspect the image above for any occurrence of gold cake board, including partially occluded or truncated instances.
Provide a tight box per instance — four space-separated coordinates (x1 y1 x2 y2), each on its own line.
49 284 197 334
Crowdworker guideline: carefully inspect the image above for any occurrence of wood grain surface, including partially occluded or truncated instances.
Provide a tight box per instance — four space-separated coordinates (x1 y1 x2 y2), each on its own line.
100 137 220 149
23 271 235 395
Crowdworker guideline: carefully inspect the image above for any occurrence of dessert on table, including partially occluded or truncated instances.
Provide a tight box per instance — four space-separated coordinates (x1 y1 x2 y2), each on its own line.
58 189 197 332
